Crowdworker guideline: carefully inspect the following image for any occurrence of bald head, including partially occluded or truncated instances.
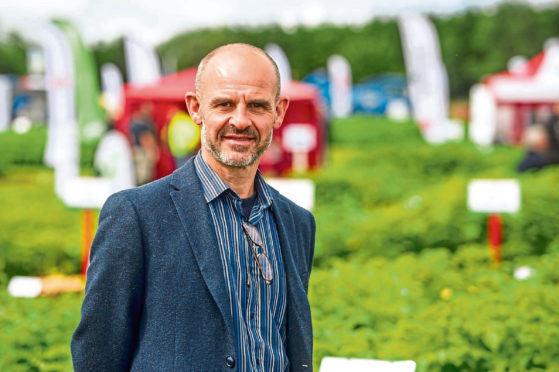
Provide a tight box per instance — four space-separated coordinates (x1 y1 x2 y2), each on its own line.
195 43 281 102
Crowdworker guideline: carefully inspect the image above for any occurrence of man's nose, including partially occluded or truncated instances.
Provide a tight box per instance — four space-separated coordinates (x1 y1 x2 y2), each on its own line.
229 104 251 129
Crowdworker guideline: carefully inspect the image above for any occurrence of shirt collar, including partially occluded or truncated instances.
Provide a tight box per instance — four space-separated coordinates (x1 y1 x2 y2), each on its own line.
194 151 273 208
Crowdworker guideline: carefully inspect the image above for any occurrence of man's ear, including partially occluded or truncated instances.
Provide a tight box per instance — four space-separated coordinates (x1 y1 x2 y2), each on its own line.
273 96 290 130
185 92 202 125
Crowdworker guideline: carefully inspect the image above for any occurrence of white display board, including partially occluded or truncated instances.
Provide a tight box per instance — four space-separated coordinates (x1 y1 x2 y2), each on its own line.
319 357 416 372
467 179 521 213
266 178 315 211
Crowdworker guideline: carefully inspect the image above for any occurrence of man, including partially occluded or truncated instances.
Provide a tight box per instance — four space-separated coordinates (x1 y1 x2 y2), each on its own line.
71 43 315 371
517 102 559 172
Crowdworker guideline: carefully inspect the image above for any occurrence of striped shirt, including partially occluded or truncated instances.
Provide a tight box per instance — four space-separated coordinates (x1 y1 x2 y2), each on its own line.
194 153 288 372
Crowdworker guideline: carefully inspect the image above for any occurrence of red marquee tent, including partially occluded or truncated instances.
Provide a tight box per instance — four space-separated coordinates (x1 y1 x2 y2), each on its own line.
116 67 326 179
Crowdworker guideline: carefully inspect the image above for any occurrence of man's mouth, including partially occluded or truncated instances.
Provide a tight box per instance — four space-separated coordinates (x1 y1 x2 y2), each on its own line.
222 134 255 145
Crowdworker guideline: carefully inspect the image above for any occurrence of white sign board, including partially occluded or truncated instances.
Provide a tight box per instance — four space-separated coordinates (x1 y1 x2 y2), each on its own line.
61 177 113 209
467 179 521 213
266 178 315 211
319 357 416 372
282 124 317 153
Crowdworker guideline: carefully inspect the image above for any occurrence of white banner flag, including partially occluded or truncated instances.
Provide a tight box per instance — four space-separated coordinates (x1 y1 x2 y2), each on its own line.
124 37 161 86
265 43 292 87
327 55 353 118
41 22 78 193
0 76 11 132
399 14 459 143
101 63 124 116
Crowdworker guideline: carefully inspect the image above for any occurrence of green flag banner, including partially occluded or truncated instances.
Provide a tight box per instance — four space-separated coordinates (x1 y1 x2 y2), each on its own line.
54 19 106 142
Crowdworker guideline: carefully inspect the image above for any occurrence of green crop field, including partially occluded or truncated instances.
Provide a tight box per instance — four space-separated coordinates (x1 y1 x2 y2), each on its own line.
1 117 558 371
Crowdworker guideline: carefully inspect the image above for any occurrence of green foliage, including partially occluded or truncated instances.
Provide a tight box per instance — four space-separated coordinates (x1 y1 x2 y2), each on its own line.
0 168 84 280
0 126 99 176
0 291 82 371
310 247 559 371
312 117 559 263
314 117 559 264
91 38 126 87
1 115 558 371
0 127 47 175
0 31 27 74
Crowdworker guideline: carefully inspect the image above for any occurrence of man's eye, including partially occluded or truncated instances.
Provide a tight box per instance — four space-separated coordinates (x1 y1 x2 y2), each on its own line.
250 102 267 109
219 102 232 107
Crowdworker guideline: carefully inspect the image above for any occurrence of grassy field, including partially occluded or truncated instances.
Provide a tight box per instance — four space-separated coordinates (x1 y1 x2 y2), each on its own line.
1 117 558 371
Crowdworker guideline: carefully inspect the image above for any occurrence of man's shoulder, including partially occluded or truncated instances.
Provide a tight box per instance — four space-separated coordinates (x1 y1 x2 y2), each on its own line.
104 160 200 210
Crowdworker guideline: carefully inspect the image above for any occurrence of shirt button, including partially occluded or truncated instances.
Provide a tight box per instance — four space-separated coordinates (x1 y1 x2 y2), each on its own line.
256 359 260 365
250 313 255 319
225 356 235 368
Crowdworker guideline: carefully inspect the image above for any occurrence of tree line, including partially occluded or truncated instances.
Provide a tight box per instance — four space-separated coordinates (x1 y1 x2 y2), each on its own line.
1 3 559 98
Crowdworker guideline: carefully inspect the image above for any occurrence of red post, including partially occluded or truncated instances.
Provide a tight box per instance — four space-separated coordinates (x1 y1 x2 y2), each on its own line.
81 209 94 278
488 214 502 263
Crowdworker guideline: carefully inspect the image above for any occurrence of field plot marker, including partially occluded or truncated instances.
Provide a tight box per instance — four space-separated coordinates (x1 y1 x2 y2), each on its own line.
467 179 521 263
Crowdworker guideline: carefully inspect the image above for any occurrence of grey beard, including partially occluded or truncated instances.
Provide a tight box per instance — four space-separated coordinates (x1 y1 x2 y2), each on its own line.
201 121 273 168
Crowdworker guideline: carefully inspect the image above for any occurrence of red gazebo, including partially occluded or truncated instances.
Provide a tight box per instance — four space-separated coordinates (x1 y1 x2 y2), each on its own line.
116 67 326 179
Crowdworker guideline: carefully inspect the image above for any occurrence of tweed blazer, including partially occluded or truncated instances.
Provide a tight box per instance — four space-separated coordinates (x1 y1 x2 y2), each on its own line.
71 158 315 371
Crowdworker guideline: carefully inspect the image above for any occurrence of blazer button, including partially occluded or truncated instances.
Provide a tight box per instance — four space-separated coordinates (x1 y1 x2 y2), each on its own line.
225 356 235 368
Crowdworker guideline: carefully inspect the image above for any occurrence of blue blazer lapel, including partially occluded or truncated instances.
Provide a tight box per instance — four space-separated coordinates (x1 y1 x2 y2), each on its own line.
169 159 234 338
271 195 313 369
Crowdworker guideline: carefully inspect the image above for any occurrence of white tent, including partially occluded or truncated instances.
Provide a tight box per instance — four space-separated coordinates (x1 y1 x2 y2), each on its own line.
469 42 559 145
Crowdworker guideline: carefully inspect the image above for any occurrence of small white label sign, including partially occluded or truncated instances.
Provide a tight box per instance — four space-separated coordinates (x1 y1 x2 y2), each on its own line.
319 357 416 372
467 179 521 213
282 124 317 153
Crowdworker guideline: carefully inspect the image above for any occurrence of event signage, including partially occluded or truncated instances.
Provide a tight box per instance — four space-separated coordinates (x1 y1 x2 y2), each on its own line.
266 178 315 211
327 55 353 118
101 63 124 116
282 124 317 153
467 179 521 214
124 37 162 86
0 76 10 132
282 123 317 173
41 22 78 193
265 43 292 85
467 179 521 263
55 20 106 141
319 356 416 372
398 14 460 143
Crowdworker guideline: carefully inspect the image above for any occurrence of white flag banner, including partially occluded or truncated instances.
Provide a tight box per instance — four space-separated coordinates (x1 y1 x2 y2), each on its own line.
469 83 497 146
101 63 124 115
399 14 458 143
0 76 11 132
41 22 79 196
327 55 353 118
265 43 292 87
124 37 161 86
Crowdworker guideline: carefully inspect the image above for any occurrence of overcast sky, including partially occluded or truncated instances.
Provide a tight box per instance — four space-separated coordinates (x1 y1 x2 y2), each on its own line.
1 0 558 46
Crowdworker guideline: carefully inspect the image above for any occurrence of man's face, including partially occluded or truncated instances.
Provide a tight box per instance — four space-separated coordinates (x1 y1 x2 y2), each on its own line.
186 48 288 169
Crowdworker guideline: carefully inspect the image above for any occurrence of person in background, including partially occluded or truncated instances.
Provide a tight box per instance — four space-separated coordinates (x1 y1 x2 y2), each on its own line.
71 43 315 371
129 103 160 184
517 102 559 172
